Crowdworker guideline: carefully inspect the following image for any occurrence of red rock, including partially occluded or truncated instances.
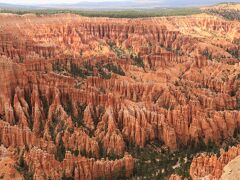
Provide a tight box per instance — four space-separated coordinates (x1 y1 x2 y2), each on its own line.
0 12 239 179
190 145 240 179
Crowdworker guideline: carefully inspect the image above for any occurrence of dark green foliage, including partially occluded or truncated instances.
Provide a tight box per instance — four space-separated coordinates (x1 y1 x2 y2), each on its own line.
96 62 112 79
108 43 125 58
206 139 219 154
166 46 172 51
132 55 144 68
112 166 126 179
175 160 191 179
222 135 240 151
202 49 212 60
74 83 81 89
72 103 86 127
50 111 66 142
98 176 106 180
77 149 96 158
0 8 201 18
55 137 66 162
129 137 222 179
104 63 125 76
98 142 121 160
237 74 240 80
39 121 44 137
0 113 4 119
62 94 73 115
98 68 112 79
80 149 87 156
62 176 74 180
96 62 120 79
99 144 107 158
80 49 83 56
18 155 25 168
62 173 74 180
175 48 184 56
54 60 125 80
108 41 115 48
107 152 118 160
74 150 79 157
19 56 24 63
70 63 86 78
53 62 65 72
130 144 176 178
197 137 207 150
227 48 240 60
237 98 240 110
229 90 236 97
92 105 105 127
177 138 220 177
40 94 49 117
204 9 240 21
233 127 240 138
162 104 174 110
67 127 74 134
70 62 96 78
50 125 56 142
16 155 33 180
24 93 33 130
83 62 94 74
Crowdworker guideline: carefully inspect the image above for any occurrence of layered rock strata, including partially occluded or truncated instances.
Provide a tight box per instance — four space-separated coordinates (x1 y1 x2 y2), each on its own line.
0 12 239 179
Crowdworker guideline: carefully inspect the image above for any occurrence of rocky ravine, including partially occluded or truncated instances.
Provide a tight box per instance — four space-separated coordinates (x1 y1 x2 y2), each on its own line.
0 11 239 179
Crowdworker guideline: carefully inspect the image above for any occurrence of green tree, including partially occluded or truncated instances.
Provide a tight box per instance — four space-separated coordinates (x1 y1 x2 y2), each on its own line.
55 137 66 162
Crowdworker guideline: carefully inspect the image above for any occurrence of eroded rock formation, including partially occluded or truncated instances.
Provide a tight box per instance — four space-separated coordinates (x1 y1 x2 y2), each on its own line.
190 145 240 179
0 11 239 179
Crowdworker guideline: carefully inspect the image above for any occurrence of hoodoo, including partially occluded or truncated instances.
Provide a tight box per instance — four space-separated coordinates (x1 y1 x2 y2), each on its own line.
0 2 239 179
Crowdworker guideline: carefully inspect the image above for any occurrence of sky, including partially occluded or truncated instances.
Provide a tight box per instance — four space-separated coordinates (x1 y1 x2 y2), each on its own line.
0 0 123 4
0 0 239 5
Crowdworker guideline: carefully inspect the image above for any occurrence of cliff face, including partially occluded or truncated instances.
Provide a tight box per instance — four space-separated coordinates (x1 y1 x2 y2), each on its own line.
0 13 239 179
190 145 240 179
24 147 134 180
221 155 240 180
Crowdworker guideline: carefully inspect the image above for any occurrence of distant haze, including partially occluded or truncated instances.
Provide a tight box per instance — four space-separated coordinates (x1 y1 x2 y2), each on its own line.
0 0 239 9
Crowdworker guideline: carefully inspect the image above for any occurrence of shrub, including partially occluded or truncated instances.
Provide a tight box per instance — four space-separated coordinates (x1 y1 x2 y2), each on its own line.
40 95 49 117
53 62 64 72
55 137 66 162
132 55 144 68
227 49 239 60
62 173 74 180
50 111 61 142
16 155 34 180
0 8 202 19
74 150 79 157
237 98 240 110
83 62 94 72
202 49 212 60
72 103 86 127
98 68 111 79
230 90 236 97
104 63 125 76
70 63 86 78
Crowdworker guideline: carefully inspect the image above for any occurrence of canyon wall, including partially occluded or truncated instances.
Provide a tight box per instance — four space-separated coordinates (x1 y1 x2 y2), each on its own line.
190 145 240 179
0 13 239 179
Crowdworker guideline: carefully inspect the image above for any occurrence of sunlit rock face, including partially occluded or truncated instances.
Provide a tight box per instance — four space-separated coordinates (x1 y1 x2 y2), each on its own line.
0 11 239 179
190 145 240 180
